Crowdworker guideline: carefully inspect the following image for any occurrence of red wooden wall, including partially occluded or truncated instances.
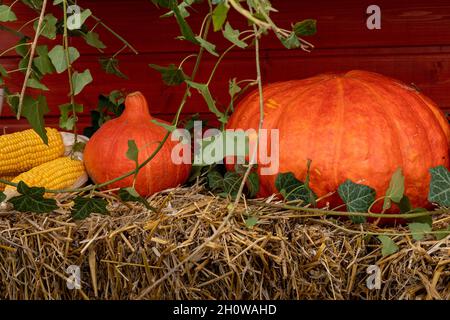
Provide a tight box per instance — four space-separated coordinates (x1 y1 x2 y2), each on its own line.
1 0 450 133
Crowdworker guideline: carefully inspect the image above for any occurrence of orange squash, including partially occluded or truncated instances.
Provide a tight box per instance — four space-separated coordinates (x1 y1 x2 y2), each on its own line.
84 91 191 196
226 70 450 211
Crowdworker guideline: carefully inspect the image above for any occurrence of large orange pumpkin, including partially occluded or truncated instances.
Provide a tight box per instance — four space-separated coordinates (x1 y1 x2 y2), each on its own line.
226 70 450 211
84 92 191 196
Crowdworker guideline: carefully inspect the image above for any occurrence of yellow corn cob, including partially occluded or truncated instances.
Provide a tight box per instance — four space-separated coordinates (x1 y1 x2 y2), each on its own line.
0 175 16 191
3 157 87 199
0 128 65 175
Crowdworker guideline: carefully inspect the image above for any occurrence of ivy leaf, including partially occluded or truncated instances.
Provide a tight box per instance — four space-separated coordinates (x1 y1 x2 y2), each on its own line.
275 172 311 204
398 195 412 213
172 1 198 44
83 31 106 50
408 222 432 241
245 216 258 229
150 0 172 8
0 64 8 77
207 170 223 191
8 94 50 144
0 5 17 22
33 45 56 75
72 69 93 95
229 78 241 98
383 168 405 211
126 140 139 165
428 166 450 207
0 191 6 203
338 179 375 223
99 57 128 79
160 0 194 18
49 45 80 73
149 63 188 86
435 226 450 240
293 19 317 36
223 171 242 197
377 235 399 257
223 22 247 48
34 14 57 39
280 32 301 49
59 103 83 130
71 197 108 220
26 78 49 91
195 36 219 57
68 9 91 30
212 2 229 31
9 181 58 213
185 80 227 123
118 187 155 211
246 171 259 198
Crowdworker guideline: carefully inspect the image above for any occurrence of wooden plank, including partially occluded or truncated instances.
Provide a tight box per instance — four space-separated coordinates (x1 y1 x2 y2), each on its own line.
3 0 450 56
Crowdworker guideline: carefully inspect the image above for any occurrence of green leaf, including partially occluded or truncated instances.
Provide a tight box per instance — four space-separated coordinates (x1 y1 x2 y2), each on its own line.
149 63 188 86
34 14 57 39
408 222 432 241
378 235 399 257
428 166 450 207
223 171 242 197
0 5 17 22
151 0 172 8
160 0 194 18
126 140 139 164
59 103 83 130
72 69 93 95
53 0 63 4
212 2 229 31
223 22 247 48
246 171 259 197
195 36 219 57
293 19 317 36
33 45 56 75
229 78 241 98
172 1 198 44
338 179 376 223
275 172 311 204
99 57 128 79
435 226 450 240
151 119 176 132
207 170 224 191
280 32 301 49
9 181 58 213
68 9 92 30
8 94 50 144
83 31 106 50
26 78 49 91
245 216 258 228
71 197 108 220
0 64 8 77
383 167 405 210
185 80 227 123
48 45 80 73
16 38 30 57
0 191 6 203
398 195 412 213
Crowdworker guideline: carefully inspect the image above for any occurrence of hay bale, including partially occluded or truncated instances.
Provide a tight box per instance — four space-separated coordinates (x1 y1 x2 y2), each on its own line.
0 185 448 300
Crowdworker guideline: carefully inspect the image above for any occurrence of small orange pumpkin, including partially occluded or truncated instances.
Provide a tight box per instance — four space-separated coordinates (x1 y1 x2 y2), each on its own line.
226 70 450 211
84 91 191 196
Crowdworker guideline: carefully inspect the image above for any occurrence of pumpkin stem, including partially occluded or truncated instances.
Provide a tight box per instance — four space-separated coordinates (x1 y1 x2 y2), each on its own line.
123 91 152 122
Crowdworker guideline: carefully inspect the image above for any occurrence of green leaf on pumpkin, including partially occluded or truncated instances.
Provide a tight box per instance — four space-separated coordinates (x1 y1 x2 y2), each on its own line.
428 166 450 207
383 167 405 211
337 179 376 223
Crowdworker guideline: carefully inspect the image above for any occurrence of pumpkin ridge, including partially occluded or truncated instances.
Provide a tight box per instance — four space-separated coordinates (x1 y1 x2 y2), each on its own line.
333 77 346 189
351 78 405 169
